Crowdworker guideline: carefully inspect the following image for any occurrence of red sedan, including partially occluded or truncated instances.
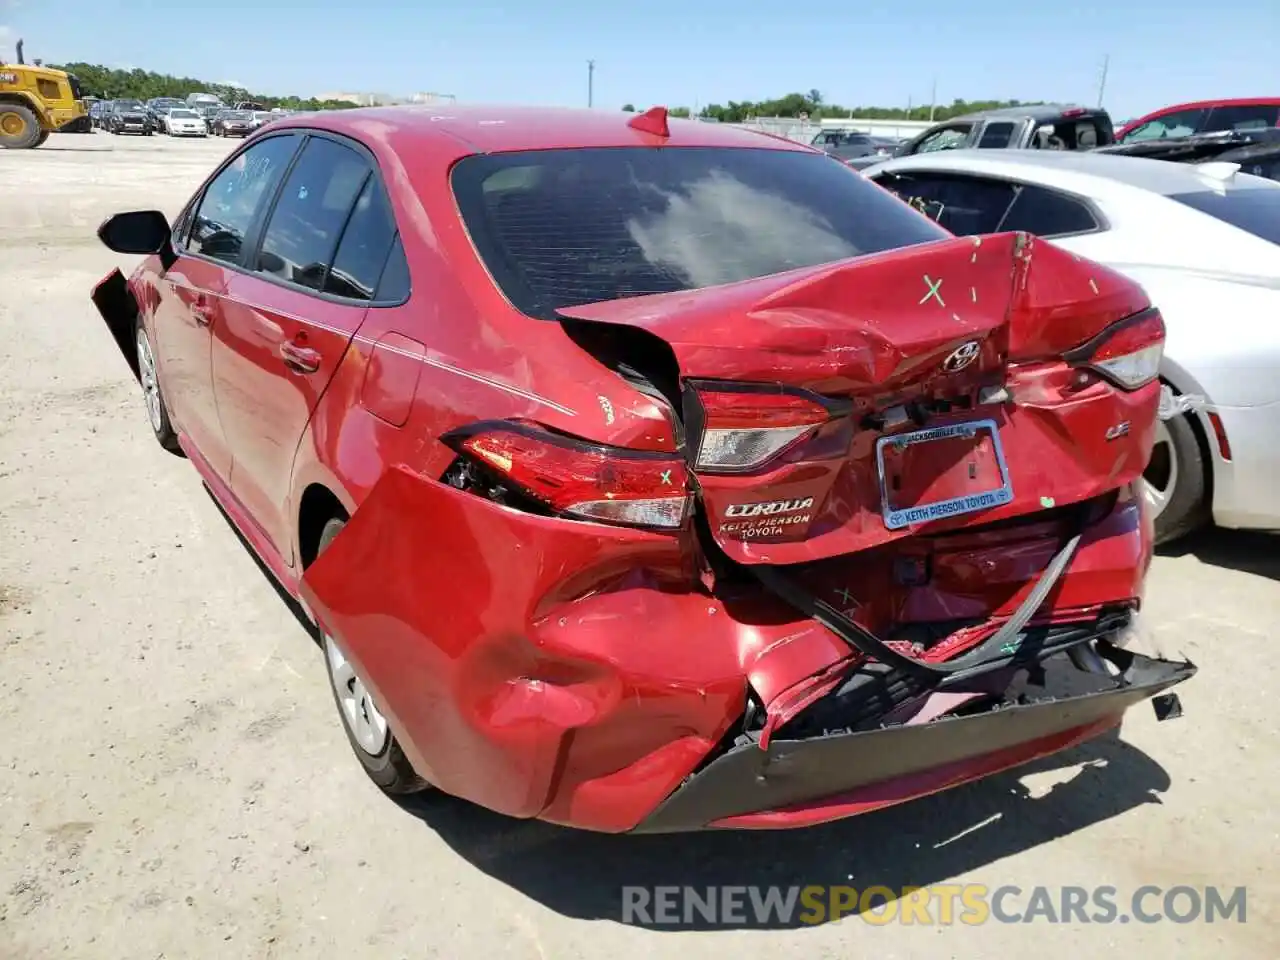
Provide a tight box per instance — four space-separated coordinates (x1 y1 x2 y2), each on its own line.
90 105 1193 833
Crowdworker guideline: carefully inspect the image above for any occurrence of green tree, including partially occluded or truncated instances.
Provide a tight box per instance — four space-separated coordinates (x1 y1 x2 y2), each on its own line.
621 103 636 112
49 61 361 111
698 93 1045 123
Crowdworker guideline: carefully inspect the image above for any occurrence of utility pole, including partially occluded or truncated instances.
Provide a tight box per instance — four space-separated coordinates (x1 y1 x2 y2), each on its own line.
1096 54 1110 108
587 59 595 108
928 77 937 122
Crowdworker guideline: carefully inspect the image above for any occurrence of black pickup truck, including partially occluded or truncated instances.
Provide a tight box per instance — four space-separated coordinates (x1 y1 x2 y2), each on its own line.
845 104 1116 169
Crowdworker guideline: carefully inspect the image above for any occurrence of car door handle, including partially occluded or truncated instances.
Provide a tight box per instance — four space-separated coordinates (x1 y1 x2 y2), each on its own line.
280 341 322 374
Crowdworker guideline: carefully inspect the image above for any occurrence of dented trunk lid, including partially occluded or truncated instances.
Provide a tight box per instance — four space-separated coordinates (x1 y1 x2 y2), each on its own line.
560 232 1160 564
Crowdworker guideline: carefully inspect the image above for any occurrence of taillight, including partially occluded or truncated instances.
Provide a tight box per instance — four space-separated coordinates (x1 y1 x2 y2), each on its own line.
1068 307 1165 389
445 421 690 529
686 381 839 473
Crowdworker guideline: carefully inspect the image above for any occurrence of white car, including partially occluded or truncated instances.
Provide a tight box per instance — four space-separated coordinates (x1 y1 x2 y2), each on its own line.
164 108 208 137
861 149 1280 545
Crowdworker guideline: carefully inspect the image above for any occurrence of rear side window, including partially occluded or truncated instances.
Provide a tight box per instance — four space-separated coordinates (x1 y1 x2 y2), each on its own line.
190 134 299 265
999 185 1098 236
255 137 371 292
1168 189 1280 245
452 147 950 316
374 237 411 302
324 176 400 301
1205 104 1280 132
977 122 1017 148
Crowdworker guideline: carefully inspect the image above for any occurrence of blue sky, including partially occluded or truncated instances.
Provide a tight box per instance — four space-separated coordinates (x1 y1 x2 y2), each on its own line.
2 0 1276 118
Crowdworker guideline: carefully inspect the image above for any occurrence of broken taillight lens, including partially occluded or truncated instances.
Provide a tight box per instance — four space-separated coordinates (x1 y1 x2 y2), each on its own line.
1072 308 1165 389
687 382 836 473
446 421 690 529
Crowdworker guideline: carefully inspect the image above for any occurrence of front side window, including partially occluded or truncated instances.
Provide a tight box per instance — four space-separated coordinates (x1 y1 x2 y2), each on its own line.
255 137 371 292
452 147 950 316
1122 108 1209 143
874 174 1017 235
189 134 299 265
914 126 972 153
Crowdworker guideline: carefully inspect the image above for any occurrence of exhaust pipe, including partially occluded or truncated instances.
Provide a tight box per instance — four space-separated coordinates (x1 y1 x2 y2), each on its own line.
16 39 24 65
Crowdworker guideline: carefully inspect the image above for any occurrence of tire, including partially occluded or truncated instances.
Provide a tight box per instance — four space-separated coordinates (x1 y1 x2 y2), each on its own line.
134 317 183 456
316 517 429 795
1145 412 1208 545
0 104 42 149
34 130 50 147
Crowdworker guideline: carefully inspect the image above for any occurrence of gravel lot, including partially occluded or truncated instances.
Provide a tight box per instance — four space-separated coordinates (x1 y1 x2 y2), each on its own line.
1 130 1277 959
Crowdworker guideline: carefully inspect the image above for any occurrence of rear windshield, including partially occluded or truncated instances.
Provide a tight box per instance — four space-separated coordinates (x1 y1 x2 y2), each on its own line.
1169 188 1280 245
451 146 950 316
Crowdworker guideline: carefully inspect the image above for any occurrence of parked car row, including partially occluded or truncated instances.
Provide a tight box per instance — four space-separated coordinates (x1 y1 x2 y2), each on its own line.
87 98 293 138
835 98 1280 183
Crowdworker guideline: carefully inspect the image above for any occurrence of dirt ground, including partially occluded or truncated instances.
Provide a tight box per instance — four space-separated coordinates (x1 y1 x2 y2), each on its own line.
1 131 1276 960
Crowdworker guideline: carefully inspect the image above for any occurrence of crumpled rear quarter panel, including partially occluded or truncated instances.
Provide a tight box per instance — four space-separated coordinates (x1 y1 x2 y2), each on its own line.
298 465 858 832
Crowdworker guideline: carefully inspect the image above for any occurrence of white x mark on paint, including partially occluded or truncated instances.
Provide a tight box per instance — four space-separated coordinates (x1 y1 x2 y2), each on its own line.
660 470 673 485
919 275 945 307
834 586 858 607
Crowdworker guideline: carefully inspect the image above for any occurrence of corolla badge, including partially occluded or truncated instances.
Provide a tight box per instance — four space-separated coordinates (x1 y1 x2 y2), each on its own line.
942 340 982 372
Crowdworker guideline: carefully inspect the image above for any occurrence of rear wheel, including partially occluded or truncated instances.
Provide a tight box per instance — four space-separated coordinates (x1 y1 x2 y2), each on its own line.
0 104 42 149
316 518 430 795
1144 414 1207 545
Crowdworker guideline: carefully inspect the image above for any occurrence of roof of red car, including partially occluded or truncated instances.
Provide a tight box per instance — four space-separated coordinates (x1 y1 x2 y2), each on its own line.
278 104 815 154
1119 96 1280 132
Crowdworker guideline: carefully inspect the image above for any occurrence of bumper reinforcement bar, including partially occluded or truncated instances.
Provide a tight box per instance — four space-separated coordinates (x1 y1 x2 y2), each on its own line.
632 644 1195 833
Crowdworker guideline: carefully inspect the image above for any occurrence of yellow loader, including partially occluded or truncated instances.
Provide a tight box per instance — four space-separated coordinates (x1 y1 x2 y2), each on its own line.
0 39 92 149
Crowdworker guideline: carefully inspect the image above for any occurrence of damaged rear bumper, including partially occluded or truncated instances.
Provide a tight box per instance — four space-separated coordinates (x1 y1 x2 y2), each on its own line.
632 644 1194 833
301 466 1191 834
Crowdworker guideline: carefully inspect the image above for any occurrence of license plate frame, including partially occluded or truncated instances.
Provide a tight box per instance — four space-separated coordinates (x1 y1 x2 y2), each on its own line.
875 418 1014 530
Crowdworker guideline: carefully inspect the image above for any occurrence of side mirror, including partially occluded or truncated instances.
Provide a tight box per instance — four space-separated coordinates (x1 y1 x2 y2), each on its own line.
97 210 176 268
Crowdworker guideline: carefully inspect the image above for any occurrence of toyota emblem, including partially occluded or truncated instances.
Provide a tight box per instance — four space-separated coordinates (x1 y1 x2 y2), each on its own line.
942 340 981 372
